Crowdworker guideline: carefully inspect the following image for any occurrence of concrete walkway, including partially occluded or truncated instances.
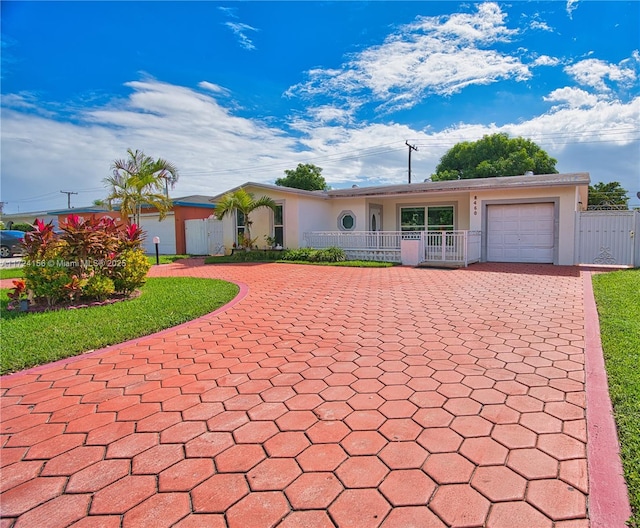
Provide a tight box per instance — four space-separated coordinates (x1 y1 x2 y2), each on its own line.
0 261 630 527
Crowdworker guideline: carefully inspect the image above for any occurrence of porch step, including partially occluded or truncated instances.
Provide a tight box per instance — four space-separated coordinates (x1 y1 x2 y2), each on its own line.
416 261 466 269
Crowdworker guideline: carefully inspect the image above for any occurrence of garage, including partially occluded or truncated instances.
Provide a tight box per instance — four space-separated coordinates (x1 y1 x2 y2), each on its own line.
486 203 555 263
139 213 176 255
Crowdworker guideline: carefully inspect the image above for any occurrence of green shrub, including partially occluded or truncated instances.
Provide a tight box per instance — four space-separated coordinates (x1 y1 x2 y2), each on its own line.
20 216 150 304
112 248 151 294
83 275 115 301
281 246 346 263
281 248 315 261
8 222 34 232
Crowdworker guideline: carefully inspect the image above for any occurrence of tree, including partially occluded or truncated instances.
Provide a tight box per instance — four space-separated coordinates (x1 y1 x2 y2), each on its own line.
276 163 328 191
214 188 277 248
103 149 180 225
432 133 558 181
588 182 629 209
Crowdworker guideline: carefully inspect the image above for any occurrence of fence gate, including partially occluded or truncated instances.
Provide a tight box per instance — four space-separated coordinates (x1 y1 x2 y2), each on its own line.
185 217 224 255
575 210 639 267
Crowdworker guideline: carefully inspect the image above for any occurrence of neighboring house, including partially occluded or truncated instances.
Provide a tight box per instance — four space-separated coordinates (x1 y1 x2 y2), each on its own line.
210 173 590 266
1 211 59 230
49 195 216 255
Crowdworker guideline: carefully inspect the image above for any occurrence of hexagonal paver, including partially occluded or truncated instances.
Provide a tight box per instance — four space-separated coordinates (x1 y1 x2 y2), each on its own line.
214 444 265 473
480 404 520 424
379 470 437 506
336 456 389 488
429 484 490 528
275 410 317 431
537 433 586 461
505 395 544 413
329 489 391 528
158 458 214 491
278 511 336 528
263 432 309 458
344 410 386 431
450 415 493 438
519 412 563 434
297 444 348 472
471 465 527 501
486 501 553 528
341 431 387 456
379 400 418 419
507 448 558 479
443 397 482 416
417 428 463 453
378 441 428 469
423 452 475 484
226 491 289 528
459 437 508 466
379 418 422 441
544 401 585 421
246 458 302 491
491 424 537 449
285 472 343 509
348 393 385 410
413 408 454 428
527 479 587 521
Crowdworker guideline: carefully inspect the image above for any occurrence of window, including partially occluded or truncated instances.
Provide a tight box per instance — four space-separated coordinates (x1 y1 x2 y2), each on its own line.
338 210 356 231
273 205 284 246
236 210 246 244
400 206 454 232
400 207 425 232
427 206 454 231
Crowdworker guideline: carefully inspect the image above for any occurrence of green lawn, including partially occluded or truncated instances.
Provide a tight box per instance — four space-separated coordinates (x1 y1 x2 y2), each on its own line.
592 268 640 527
0 277 238 375
0 267 24 280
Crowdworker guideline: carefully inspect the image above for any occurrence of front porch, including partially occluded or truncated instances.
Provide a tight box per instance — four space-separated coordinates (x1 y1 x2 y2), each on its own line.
303 230 482 267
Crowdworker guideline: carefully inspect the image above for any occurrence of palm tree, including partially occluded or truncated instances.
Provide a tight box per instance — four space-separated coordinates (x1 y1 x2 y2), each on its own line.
103 149 179 225
215 188 277 248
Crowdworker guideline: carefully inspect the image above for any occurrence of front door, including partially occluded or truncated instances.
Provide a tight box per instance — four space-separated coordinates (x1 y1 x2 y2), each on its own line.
370 205 382 231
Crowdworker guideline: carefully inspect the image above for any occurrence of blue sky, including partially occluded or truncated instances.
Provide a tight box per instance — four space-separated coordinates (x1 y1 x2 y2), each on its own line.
1 1 639 214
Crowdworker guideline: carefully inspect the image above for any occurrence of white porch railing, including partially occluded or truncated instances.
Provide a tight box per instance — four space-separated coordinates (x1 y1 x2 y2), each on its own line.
304 231 404 262
303 230 482 266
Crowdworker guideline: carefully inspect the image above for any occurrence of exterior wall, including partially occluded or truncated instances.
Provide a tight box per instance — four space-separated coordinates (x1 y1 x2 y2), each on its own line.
372 192 470 231
218 186 332 250
329 198 368 231
173 206 215 254
472 186 584 265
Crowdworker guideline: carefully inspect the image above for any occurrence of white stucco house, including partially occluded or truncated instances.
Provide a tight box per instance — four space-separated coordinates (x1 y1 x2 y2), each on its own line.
210 172 590 266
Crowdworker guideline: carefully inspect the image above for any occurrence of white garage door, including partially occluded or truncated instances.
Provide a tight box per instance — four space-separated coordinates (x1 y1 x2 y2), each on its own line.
487 203 554 263
139 214 176 255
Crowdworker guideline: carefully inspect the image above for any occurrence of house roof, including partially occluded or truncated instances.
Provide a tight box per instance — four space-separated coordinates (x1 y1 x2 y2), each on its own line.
171 195 216 208
210 173 590 202
327 172 590 198
208 182 329 202
48 195 217 216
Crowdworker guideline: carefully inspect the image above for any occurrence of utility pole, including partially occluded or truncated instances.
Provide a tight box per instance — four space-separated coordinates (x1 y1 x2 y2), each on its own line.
60 190 78 209
405 141 418 184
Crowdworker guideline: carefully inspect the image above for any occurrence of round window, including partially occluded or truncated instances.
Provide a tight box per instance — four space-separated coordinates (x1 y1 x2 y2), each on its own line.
338 211 356 231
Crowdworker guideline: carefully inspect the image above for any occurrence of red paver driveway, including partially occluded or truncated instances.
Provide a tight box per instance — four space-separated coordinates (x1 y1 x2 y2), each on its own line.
0 261 623 527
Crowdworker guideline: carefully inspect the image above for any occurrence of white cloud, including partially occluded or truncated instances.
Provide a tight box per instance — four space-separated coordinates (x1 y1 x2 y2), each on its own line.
566 0 580 19
566 58 637 92
532 55 561 67
286 2 530 114
224 21 258 51
543 87 601 108
2 76 639 213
